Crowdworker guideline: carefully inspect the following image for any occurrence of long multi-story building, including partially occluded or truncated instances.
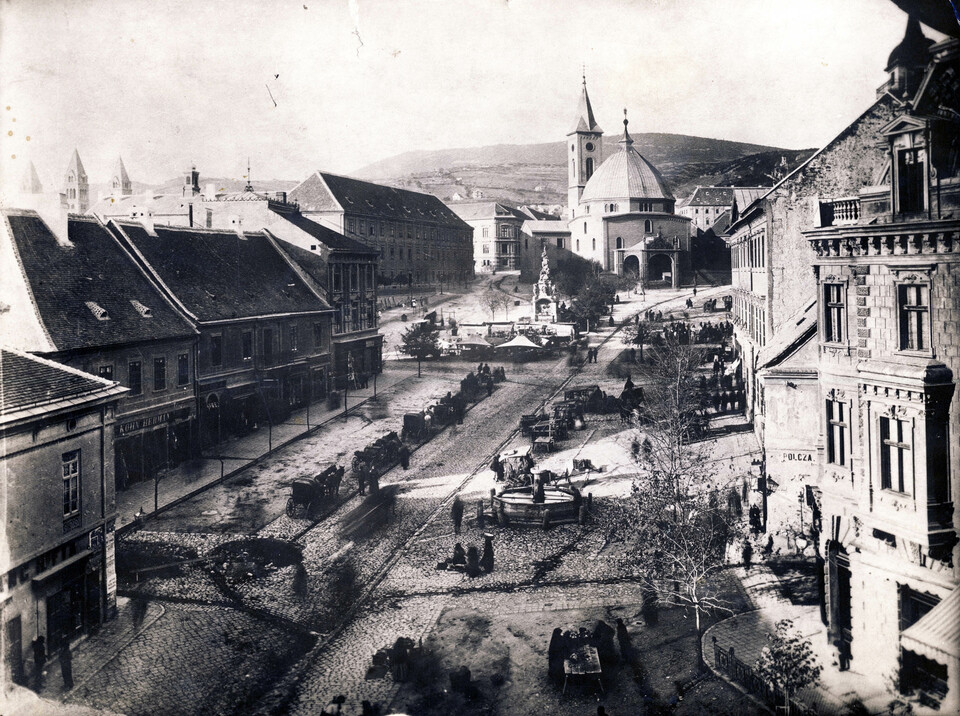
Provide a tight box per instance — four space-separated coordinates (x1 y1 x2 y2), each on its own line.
803 27 959 710
1 349 126 688
678 186 766 236
107 219 335 450
1 210 199 492
287 171 474 288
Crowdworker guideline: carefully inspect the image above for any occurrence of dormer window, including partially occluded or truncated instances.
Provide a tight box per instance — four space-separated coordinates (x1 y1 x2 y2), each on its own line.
85 301 110 321
896 146 926 214
130 300 152 318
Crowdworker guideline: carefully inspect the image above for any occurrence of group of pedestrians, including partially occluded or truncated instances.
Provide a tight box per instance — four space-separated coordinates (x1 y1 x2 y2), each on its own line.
585 347 600 363
31 635 73 692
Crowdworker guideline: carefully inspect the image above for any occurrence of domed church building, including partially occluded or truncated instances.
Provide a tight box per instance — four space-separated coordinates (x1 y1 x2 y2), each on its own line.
566 79 691 286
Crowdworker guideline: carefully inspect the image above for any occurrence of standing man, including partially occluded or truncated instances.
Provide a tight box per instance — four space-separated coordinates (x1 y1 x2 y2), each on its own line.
58 642 73 690
32 636 45 691
451 495 464 535
399 444 410 470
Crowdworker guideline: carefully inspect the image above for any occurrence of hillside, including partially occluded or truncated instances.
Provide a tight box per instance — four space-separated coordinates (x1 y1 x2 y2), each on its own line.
351 134 814 206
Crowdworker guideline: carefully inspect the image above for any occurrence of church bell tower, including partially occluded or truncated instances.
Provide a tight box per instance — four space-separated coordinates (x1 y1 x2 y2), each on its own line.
567 73 603 213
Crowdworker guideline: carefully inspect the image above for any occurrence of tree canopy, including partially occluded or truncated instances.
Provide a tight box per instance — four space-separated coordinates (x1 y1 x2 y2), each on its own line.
754 619 822 713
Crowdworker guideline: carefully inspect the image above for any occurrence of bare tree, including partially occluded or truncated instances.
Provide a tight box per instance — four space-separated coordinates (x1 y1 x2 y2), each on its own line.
612 338 740 666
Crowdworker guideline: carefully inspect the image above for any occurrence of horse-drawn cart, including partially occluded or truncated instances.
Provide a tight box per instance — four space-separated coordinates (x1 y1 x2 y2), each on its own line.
285 463 344 518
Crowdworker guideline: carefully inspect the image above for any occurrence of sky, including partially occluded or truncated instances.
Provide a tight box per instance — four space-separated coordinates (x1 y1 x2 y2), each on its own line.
0 0 945 194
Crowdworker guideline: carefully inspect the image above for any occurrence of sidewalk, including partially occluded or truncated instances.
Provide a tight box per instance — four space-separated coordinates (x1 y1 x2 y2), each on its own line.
116 366 413 530
4 596 162 716
704 564 891 715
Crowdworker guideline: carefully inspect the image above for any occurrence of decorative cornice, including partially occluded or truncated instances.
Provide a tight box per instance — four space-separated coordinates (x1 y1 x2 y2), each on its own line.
806 221 960 259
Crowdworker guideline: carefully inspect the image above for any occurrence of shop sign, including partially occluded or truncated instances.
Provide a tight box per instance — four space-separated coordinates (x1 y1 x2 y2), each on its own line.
779 451 813 463
104 522 117 609
118 407 191 436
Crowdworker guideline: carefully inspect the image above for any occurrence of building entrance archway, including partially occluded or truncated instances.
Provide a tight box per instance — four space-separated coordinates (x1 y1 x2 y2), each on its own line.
622 254 640 277
647 253 673 282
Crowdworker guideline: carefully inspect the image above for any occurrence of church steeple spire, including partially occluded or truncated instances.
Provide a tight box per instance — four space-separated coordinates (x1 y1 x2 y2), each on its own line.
570 72 602 134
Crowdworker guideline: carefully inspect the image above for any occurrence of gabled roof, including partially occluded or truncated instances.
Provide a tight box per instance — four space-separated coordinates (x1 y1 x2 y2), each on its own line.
681 186 768 208
270 207 378 254
111 221 330 322
517 206 559 221
569 80 602 134
0 346 126 422
522 220 571 235
270 239 330 296
1 209 196 352
449 202 527 222
289 171 471 230
757 299 817 370
726 93 902 236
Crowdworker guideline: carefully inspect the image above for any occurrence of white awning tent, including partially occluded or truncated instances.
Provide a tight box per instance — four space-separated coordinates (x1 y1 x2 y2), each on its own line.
497 334 540 349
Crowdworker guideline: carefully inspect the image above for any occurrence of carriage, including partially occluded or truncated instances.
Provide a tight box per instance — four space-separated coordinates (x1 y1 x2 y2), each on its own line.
285 463 344 518
401 411 431 442
703 298 718 313
352 431 403 482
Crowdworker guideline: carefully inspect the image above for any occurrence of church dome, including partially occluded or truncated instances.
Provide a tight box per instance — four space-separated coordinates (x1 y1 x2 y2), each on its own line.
580 115 674 203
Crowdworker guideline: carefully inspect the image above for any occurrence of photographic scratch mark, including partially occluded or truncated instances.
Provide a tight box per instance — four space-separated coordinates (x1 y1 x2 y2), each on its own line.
391 49 401 58
274 74 279 79
352 28 364 56
265 84 277 107
348 0 363 57
303 4 308 8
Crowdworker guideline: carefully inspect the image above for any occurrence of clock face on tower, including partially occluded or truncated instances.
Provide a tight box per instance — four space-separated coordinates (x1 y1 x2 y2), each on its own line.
585 142 595 152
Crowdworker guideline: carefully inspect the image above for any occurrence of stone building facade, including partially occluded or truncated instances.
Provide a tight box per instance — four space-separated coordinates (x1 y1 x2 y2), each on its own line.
1 349 125 691
804 32 960 709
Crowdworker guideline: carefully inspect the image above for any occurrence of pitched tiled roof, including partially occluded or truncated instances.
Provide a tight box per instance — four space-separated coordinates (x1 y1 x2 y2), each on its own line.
112 221 330 322
2 210 196 351
449 202 527 222
522 220 571 234
88 192 193 220
517 206 559 221
272 240 329 293
289 172 471 230
270 207 378 254
0 347 126 420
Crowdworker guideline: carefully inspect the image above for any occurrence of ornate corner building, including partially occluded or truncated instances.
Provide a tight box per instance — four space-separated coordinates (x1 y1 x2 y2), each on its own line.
803 24 960 710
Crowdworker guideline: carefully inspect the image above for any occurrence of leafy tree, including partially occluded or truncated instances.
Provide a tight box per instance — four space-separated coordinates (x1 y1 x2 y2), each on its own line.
754 619 822 715
552 254 598 297
567 278 614 332
483 291 510 321
622 320 652 361
400 321 440 377
611 338 737 666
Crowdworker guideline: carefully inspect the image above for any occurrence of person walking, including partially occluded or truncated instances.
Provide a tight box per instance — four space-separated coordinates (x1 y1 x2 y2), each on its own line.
32 636 45 691
399 444 410 470
451 495 464 535
357 464 367 496
480 533 494 573
58 642 73 690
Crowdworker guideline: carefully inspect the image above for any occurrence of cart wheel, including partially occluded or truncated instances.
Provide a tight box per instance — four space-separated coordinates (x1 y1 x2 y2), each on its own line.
285 497 296 517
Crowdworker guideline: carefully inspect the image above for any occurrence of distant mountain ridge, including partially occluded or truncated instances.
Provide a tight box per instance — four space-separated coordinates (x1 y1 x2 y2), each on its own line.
353 134 787 180
350 134 815 207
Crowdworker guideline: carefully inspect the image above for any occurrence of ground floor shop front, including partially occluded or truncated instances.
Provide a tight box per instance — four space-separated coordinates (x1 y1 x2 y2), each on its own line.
2 521 117 689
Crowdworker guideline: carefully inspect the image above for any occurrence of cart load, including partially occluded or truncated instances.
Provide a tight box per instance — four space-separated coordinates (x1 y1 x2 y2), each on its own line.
285 463 345 519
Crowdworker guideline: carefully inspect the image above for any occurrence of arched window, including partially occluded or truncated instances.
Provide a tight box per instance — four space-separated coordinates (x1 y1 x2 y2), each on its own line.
644 219 653 233
583 222 587 233
576 239 580 251
592 238 596 250
616 237 623 249
585 157 594 179
524 238 528 250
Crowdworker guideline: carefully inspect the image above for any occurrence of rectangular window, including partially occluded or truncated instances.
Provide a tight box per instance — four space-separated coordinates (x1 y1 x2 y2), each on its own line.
98 365 113 380
482 244 489 254
557 238 564 249
823 283 845 343
880 416 912 494
346 218 355 232
826 400 848 466
313 322 323 348
211 334 223 367
898 284 929 351
482 227 489 238
263 328 274 363
289 324 299 351
153 357 166 391
242 331 253 360
897 147 926 214
177 353 189 386
62 450 80 517
128 360 142 395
